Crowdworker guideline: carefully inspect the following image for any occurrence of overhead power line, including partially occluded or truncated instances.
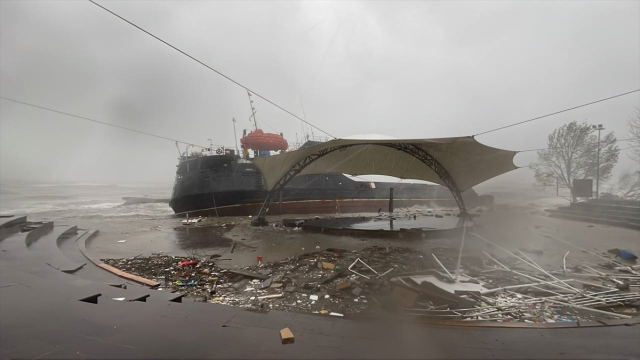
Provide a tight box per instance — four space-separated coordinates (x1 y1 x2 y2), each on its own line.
475 89 640 136
0 97 213 148
88 0 335 139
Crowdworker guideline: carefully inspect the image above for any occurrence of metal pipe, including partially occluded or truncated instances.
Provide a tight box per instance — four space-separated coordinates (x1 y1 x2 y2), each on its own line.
518 251 578 293
432 253 454 280
544 298 632 319
481 280 572 295
482 251 576 294
473 233 576 291
454 218 468 281
563 251 570 274
576 294 640 306
514 291 633 319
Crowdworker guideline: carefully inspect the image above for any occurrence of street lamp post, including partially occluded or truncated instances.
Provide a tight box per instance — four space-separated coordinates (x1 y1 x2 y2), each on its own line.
592 124 604 200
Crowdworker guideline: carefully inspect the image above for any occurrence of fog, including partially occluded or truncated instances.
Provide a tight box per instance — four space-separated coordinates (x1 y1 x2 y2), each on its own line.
1 1 638 188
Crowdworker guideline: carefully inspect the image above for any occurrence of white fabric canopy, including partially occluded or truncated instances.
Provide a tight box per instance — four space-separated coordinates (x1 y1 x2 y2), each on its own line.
251 136 518 192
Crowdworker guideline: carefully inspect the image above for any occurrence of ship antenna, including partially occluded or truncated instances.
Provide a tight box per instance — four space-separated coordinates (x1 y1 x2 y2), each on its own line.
298 90 307 140
299 92 314 139
232 118 239 153
175 141 182 159
247 91 258 131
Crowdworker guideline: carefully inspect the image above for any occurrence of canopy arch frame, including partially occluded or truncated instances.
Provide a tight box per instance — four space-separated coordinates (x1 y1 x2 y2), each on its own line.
251 142 467 226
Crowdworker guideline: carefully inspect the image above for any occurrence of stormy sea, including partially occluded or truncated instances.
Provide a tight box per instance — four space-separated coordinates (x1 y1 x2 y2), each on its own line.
0 183 174 221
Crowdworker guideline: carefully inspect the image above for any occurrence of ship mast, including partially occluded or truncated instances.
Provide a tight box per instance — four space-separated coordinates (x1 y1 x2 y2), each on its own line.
247 91 258 132
232 118 239 153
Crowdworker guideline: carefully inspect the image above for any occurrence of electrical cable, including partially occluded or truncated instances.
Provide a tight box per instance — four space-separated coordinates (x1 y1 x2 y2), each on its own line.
475 89 640 136
88 0 335 139
0 96 213 148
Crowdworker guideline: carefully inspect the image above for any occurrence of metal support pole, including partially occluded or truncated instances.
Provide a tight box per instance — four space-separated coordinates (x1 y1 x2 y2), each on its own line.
592 124 604 199
389 187 394 213
454 218 467 281
232 118 239 154
596 128 601 199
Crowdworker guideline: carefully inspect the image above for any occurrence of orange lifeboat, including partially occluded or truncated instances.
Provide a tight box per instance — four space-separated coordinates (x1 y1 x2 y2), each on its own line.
240 129 288 151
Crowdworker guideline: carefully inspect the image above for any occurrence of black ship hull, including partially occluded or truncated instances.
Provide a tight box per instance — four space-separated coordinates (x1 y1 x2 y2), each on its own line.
169 154 482 217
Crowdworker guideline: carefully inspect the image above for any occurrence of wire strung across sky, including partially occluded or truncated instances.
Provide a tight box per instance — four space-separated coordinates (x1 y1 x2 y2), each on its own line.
0 97 214 149
4 96 639 156
88 0 335 139
474 89 640 136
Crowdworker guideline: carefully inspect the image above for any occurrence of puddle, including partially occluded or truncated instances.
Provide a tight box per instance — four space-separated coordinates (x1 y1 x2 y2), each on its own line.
171 226 233 250
301 214 464 231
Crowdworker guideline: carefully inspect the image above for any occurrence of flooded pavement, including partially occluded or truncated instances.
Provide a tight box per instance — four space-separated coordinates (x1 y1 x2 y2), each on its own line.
295 210 464 232
87 204 640 324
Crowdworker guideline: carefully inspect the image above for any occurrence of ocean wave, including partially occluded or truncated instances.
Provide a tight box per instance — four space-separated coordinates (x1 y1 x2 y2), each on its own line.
31 183 118 187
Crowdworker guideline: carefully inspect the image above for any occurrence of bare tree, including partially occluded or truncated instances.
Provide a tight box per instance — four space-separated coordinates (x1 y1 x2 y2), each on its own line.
628 107 640 164
530 121 619 202
617 171 640 200
617 108 640 200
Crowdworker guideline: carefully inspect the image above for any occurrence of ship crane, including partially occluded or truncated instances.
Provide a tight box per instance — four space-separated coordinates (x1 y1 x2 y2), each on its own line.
241 92 288 158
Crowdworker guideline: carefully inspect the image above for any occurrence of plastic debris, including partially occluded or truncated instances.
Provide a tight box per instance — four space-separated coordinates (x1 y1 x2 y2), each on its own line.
101 240 640 321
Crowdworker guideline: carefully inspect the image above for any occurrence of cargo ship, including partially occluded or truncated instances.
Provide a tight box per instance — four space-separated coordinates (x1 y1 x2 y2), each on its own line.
169 134 484 217
169 92 484 216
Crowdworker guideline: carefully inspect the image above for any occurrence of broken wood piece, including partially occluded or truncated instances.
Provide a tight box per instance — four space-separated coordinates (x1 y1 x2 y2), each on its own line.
280 327 294 344
252 293 283 300
336 280 352 291
322 262 335 270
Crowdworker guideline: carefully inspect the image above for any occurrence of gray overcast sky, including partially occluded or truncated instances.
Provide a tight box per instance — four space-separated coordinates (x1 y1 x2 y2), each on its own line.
1 1 639 187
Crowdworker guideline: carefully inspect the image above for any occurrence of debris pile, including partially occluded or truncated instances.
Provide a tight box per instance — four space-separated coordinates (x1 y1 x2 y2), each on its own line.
103 239 640 323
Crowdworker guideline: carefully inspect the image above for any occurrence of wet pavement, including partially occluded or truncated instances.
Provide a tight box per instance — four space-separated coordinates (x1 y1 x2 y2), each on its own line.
2 197 640 359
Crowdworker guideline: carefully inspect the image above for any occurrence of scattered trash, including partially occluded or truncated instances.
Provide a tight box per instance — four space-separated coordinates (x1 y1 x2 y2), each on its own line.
322 262 335 270
181 217 203 224
176 280 198 286
102 240 640 321
608 248 638 261
179 260 198 267
336 280 352 291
